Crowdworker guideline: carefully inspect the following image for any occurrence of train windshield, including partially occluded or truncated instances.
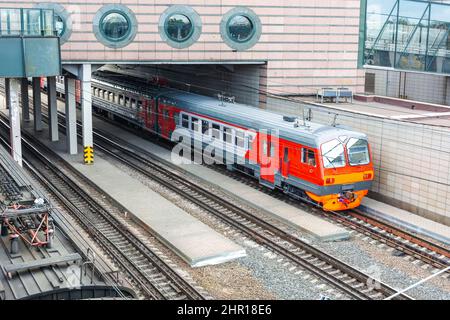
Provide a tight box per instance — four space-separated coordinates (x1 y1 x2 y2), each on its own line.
321 139 346 168
347 138 370 165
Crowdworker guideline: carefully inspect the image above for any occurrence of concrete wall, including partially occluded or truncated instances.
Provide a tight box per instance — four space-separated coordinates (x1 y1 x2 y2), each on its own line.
266 96 450 225
366 69 450 106
101 63 262 107
5 0 365 95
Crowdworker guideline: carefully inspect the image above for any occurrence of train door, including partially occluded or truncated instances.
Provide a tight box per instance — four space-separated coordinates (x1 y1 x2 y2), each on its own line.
281 146 290 178
300 147 319 183
159 106 170 138
259 134 277 185
152 99 158 134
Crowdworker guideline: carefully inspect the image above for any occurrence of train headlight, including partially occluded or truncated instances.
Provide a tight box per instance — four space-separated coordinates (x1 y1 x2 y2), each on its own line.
363 173 373 180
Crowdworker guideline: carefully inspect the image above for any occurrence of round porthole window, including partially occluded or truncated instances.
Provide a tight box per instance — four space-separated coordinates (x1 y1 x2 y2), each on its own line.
93 4 138 49
54 14 65 36
221 7 261 51
159 5 202 49
165 14 193 42
34 3 72 44
100 12 130 41
227 15 254 43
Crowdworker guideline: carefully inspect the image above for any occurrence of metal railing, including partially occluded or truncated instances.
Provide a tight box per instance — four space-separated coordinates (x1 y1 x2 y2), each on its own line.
0 8 57 37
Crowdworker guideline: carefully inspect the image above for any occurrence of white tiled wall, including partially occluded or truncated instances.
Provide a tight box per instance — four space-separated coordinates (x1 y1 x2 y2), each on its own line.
266 96 450 224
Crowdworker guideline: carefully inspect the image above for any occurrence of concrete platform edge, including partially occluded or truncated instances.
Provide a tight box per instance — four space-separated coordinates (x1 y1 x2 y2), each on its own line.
359 203 450 246
164 165 350 242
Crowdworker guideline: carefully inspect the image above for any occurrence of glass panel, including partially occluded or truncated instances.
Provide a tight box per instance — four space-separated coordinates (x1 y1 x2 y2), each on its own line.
321 139 346 168
191 117 199 131
2 9 21 35
101 12 129 40
364 0 450 74
182 114 189 128
42 9 54 36
223 127 232 143
347 138 370 166
165 14 192 42
396 0 429 71
365 0 398 67
235 131 244 148
427 4 450 73
24 9 42 35
228 15 253 42
302 149 316 167
202 120 209 134
212 124 221 139
54 13 65 36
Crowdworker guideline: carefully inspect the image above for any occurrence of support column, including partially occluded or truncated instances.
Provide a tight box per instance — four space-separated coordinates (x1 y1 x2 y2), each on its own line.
64 77 77 155
47 76 59 141
32 77 42 132
21 78 30 125
80 64 93 164
5 78 10 110
8 79 22 167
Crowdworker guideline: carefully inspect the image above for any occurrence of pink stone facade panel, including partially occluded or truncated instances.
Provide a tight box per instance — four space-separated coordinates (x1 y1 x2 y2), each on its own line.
8 0 364 94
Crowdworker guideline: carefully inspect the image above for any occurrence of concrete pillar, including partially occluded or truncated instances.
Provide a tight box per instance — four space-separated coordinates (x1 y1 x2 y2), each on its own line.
32 77 42 132
80 64 93 164
8 78 22 167
47 76 59 141
64 77 77 155
21 78 30 124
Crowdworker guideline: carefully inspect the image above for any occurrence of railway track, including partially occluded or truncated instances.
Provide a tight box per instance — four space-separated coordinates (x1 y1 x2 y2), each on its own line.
58 117 410 300
206 166 450 271
89 107 450 273
0 84 432 298
0 114 206 301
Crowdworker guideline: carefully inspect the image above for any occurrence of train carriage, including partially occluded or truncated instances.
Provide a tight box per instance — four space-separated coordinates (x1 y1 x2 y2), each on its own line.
90 74 374 211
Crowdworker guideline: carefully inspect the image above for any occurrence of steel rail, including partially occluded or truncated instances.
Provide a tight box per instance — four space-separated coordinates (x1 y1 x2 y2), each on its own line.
0 115 206 301
81 122 411 300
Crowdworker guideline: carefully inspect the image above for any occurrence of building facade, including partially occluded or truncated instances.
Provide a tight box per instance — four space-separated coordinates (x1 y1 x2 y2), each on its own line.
1 0 366 103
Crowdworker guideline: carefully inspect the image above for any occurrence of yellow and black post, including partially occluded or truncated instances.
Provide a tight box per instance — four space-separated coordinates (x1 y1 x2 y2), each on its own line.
84 146 94 164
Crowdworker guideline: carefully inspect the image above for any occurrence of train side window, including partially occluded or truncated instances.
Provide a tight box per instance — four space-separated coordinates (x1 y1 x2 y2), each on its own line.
284 148 289 162
235 131 245 148
247 133 255 150
191 117 199 131
270 143 275 157
212 123 221 139
182 114 189 128
223 127 232 143
302 148 316 167
262 140 268 155
137 100 142 109
202 120 210 135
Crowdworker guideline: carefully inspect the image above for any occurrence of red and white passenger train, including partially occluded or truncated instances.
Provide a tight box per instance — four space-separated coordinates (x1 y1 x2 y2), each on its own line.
89 73 374 211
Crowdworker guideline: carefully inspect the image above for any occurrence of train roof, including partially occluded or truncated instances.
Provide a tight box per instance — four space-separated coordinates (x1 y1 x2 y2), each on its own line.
92 75 367 148
159 91 367 148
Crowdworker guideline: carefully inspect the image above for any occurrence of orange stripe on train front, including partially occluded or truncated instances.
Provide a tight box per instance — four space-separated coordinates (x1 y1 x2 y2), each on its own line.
323 170 374 185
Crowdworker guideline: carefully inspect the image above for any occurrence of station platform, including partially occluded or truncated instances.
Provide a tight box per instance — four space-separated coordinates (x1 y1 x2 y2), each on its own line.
299 95 450 127
2 107 247 268
360 198 450 246
89 116 349 242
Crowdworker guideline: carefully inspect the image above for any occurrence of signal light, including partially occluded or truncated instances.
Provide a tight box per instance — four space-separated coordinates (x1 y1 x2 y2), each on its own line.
325 177 335 184
363 173 372 180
